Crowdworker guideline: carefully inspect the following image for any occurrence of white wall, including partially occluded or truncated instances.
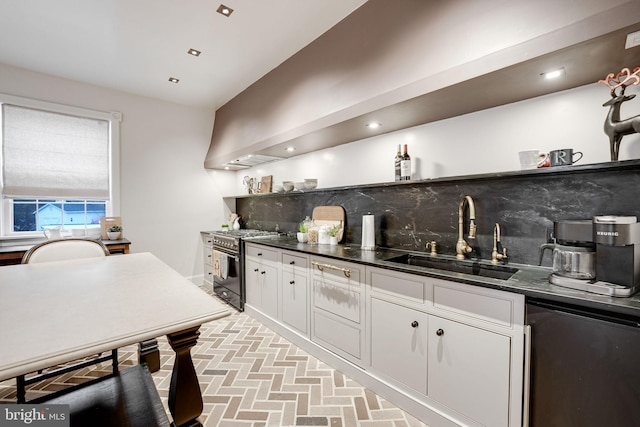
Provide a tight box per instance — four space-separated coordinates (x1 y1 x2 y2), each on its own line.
0 62 236 280
235 83 640 193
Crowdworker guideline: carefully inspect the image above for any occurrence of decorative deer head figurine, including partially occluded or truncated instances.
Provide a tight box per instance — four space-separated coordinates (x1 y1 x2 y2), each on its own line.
598 66 640 161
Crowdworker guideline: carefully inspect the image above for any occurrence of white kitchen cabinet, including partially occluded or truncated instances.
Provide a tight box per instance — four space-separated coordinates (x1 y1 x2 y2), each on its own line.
243 244 526 427
280 251 309 336
245 243 279 318
370 297 429 395
366 266 526 427
202 233 214 287
428 316 511 427
311 256 366 366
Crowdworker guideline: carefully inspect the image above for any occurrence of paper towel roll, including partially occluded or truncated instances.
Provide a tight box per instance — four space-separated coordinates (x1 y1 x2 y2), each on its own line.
361 214 375 250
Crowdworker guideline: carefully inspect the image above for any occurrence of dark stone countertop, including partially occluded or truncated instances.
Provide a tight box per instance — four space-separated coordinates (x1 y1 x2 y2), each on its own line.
246 235 640 320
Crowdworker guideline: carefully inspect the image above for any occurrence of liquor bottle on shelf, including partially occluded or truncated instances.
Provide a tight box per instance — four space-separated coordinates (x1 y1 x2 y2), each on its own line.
400 144 411 181
394 144 402 181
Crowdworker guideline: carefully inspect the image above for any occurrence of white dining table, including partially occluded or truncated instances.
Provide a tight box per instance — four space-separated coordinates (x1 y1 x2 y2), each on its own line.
0 252 231 426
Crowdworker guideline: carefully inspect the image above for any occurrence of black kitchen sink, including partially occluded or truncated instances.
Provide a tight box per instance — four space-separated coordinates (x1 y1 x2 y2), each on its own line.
384 254 518 280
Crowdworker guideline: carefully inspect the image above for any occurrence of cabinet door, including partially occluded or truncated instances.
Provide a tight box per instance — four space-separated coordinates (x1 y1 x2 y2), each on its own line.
245 255 278 317
281 269 308 335
260 263 279 318
202 236 214 286
245 258 261 308
245 245 279 317
370 298 428 395
428 316 511 427
203 254 214 286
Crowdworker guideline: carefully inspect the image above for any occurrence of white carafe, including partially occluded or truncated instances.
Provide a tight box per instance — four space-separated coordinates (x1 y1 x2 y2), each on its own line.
318 225 330 244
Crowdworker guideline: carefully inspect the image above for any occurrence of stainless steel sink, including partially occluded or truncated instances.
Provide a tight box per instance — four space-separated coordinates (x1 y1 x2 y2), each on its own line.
384 254 518 280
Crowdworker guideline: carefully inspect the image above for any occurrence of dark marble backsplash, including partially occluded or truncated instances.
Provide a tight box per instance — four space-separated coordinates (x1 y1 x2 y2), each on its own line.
234 160 640 267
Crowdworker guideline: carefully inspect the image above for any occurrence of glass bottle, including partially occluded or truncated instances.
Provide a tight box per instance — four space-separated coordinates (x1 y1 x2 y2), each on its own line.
400 144 411 181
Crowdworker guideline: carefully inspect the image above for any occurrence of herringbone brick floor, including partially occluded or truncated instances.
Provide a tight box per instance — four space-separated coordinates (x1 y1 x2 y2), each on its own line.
0 288 428 427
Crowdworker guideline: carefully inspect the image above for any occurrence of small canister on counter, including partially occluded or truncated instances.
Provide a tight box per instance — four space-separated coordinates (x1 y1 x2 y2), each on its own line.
308 225 319 244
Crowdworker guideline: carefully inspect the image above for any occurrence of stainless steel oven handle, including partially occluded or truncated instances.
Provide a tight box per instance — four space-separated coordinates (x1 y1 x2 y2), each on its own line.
212 247 239 260
311 261 351 278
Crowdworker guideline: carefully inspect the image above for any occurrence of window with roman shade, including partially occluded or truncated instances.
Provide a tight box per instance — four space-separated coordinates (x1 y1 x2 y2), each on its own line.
2 104 109 199
0 93 121 236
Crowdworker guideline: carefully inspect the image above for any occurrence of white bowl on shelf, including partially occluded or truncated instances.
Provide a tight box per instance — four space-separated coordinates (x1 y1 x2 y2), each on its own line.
294 182 306 191
273 184 284 193
304 178 318 189
282 181 294 192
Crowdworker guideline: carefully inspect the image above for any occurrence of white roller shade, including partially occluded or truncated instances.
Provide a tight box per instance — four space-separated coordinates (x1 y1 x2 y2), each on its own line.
2 104 109 199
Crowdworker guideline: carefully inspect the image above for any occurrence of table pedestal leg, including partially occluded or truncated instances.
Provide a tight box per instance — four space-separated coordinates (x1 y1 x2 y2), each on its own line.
167 326 203 427
138 339 160 372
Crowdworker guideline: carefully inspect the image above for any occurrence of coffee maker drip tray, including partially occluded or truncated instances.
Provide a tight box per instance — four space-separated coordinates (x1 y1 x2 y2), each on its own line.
549 274 638 297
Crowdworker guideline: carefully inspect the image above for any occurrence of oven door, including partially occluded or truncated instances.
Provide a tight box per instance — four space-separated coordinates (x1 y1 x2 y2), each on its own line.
212 247 242 310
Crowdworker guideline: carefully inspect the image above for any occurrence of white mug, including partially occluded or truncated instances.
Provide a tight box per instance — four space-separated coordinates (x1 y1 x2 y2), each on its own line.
43 226 63 240
518 150 540 170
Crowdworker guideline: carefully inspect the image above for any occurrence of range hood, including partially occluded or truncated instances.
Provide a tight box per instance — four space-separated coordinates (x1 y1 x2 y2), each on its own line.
221 154 283 171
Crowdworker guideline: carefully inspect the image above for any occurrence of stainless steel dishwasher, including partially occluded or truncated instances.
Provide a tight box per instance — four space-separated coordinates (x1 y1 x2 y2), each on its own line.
526 299 640 427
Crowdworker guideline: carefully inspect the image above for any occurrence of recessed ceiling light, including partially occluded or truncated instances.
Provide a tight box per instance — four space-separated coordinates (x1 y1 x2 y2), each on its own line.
285 147 296 152
187 48 201 57
366 122 382 129
541 68 565 80
168 77 180 84
217 4 234 17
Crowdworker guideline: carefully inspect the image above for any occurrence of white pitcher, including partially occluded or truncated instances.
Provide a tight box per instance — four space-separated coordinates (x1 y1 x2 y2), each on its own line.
43 226 63 240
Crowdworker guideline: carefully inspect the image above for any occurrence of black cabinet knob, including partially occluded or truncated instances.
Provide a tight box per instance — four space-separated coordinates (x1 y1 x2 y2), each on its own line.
257 253 263 256
253 268 259 272
260 271 266 275
436 329 444 336
289 280 295 285
290 261 295 265
411 321 419 328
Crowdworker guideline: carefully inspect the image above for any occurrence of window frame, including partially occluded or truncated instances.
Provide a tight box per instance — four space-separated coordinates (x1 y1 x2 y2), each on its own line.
0 93 121 239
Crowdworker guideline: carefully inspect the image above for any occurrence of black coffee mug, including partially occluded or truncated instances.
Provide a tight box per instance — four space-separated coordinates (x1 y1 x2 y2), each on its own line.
549 149 583 166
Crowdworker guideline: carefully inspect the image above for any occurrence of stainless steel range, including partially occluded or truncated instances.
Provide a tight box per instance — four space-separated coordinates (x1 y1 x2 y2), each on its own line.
207 229 280 311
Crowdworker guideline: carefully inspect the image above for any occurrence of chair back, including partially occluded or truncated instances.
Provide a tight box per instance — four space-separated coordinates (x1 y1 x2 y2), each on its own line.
22 238 110 264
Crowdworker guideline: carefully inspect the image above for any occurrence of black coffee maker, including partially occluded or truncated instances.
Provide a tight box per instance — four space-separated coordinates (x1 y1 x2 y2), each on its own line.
593 215 640 296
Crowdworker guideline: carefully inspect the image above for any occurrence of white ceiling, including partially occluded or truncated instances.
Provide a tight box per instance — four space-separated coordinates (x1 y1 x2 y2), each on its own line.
0 0 367 110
